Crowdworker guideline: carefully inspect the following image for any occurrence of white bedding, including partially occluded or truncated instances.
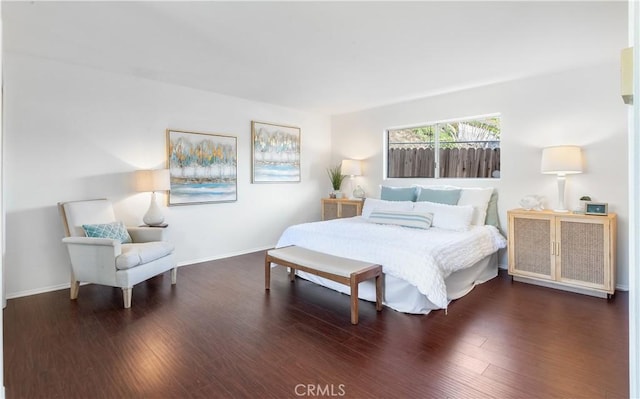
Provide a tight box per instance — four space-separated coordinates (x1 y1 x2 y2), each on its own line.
276 216 507 310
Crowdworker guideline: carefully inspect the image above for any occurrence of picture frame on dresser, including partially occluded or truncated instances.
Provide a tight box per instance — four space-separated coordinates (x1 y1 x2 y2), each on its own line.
585 202 609 216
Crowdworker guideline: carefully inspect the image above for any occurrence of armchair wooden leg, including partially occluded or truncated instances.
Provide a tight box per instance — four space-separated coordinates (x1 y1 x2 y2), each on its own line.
70 275 80 300
122 287 132 308
171 267 177 285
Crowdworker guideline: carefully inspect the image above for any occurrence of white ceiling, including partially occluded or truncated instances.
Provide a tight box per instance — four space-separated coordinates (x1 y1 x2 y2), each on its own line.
3 1 628 115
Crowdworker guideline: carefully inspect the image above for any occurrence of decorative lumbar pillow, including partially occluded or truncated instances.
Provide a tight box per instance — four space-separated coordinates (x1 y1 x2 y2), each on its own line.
412 201 473 231
416 187 462 205
82 221 132 244
380 186 417 202
458 187 494 225
362 198 414 218
367 209 433 229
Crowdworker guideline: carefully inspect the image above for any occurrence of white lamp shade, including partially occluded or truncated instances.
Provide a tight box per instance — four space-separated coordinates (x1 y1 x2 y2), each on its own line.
341 159 362 176
541 146 583 175
135 169 171 192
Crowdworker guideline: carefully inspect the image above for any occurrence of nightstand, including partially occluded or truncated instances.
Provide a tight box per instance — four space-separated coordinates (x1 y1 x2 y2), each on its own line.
321 198 363 221
507 209 616 298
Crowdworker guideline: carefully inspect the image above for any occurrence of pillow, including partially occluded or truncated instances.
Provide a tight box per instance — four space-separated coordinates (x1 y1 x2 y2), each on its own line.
458 187 494 225
412 201 473 231
362 198 414 218
367 209 433 229
82 221 132 244
380 186 417 202
485 190 499 227
416 187 461 205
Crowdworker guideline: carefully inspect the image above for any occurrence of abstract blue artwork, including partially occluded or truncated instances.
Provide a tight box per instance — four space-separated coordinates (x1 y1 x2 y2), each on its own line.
251 121 301 183
167 129 237 205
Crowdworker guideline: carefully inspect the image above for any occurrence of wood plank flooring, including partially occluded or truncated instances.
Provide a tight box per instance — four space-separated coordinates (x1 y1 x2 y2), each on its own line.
3 250 629 398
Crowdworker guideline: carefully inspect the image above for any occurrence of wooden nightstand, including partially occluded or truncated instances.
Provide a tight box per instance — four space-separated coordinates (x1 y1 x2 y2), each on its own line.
507 209 616 298
321 198 363 221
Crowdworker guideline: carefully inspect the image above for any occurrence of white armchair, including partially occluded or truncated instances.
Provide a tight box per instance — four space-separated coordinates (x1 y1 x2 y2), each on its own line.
58 198 177 308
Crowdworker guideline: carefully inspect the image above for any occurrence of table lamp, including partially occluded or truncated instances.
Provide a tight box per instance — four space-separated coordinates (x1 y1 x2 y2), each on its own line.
341 159 362 199
135 169 171 226
541 145 583 212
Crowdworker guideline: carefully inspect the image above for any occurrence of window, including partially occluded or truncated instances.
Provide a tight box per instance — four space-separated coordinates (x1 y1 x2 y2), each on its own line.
386 114 501 179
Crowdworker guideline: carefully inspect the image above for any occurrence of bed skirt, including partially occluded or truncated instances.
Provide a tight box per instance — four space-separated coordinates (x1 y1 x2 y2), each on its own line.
295 252 498 314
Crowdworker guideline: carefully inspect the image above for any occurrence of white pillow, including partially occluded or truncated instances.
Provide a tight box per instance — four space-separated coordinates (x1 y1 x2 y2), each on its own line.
414 185 495 225
362 198 414 218
458 187 494 225
412 201 473 231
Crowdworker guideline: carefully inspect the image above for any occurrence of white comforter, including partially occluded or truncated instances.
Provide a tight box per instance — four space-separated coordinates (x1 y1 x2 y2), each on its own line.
276 217 507 309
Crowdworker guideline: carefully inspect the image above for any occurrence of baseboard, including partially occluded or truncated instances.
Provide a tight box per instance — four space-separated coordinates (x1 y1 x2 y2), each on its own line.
5 282 82 300
6 246 274 300
177 245 273 267
11 248 628 300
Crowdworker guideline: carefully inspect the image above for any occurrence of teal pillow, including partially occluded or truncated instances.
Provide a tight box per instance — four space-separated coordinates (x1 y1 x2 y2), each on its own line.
416 188 461 205
485 190 499 227
368 209 433 229
82 221 132 244
380 186 417 201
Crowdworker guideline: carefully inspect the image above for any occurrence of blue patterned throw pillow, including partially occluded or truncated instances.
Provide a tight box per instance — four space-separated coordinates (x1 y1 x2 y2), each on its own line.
82 221 132 244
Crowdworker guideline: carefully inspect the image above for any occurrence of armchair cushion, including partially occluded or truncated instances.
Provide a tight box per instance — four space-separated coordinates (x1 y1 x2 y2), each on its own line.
116 242 175 270
127 226 165 243
82 221 132 243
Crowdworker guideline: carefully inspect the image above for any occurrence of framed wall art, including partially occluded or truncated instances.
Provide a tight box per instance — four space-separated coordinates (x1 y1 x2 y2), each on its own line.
251 121 301 183
166 129 237 205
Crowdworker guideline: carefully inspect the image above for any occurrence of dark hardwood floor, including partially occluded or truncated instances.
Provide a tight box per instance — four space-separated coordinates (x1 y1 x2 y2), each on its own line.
4 250 629 398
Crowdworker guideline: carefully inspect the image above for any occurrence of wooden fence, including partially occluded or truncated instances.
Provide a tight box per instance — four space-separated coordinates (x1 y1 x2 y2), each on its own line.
388 147 500 178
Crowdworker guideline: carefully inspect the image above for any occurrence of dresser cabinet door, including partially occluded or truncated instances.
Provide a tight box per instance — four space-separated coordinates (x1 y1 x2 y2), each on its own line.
509 214 555 280
557 217 612 292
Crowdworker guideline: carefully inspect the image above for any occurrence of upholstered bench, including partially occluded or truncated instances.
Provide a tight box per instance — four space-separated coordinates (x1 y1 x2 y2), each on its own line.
265 246 383 324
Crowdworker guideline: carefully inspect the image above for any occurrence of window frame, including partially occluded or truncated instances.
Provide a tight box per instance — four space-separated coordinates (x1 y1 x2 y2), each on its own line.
385 113 501 179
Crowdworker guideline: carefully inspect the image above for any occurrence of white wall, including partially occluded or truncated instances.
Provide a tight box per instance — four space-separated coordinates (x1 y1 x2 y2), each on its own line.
331 62 629 289
1 2 6 396
3 52 331 298
628 0 639 395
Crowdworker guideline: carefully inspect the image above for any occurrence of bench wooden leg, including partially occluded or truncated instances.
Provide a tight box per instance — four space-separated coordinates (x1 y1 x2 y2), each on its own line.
265 257 271 290
375 273 382 311
350 276 359 325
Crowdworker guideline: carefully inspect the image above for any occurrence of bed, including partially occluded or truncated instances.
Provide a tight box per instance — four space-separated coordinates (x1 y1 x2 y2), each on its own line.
275 186 507 314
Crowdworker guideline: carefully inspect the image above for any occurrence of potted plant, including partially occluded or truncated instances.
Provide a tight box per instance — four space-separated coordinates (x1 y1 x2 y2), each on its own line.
579 195 592 212
327 163 346 198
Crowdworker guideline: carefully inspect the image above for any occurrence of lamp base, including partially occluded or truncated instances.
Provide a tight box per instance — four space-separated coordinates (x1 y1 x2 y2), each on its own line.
554 175 569 215
143 192 165 226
